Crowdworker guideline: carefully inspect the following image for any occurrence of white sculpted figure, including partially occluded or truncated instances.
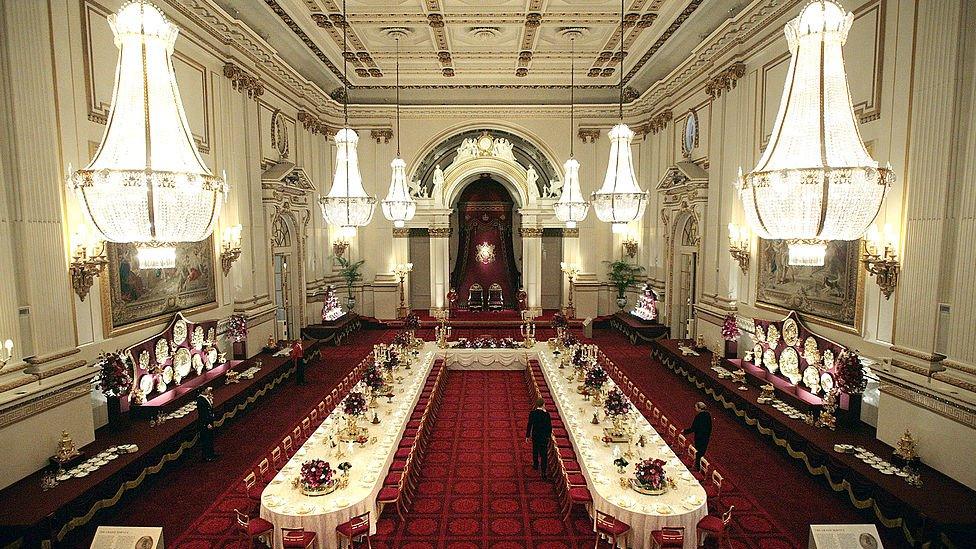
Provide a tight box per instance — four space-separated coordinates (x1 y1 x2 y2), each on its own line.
408 178 427 199
525 165 540 202
491 138 516 162
545 178 563 198
431 164 445 206
455 138 478 163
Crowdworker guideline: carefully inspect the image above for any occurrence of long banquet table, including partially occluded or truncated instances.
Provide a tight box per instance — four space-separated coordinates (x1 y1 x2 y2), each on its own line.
534 346 708 549
260 347 436 549
436 346 534 370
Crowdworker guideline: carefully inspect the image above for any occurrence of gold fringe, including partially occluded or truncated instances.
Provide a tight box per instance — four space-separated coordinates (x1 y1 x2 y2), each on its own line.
653 350 955 549
51 366 295 543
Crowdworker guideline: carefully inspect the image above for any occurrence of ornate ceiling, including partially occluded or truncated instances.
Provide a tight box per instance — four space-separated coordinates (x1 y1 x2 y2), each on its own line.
220 0 744 104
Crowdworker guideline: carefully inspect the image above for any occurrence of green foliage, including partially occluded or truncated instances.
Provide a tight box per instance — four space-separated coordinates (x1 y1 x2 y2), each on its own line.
604 260 646 298
334 256 365 297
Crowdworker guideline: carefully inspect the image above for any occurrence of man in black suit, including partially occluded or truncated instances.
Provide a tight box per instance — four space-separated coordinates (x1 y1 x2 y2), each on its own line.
525 398 553 480
682 401 712 470
196 387 218 462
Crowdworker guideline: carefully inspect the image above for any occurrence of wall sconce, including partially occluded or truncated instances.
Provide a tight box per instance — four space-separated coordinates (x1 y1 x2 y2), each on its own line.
393 262 414 319
220 224 243 276
728 223 750 272
560 261 581 318
862 224 900 299
332 239 349 258
622 238 638 259
68 229 107 301
0 339 13 369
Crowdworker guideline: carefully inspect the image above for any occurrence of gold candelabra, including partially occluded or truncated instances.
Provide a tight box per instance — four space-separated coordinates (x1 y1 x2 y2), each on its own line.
332 239 349 258
861 224 900 299
434 309 451 348
622 238 638 259
68 231 108 301
727 223 750 272
520 318 536 347
560 261 580 319
394 262 413 319
220 224 243 276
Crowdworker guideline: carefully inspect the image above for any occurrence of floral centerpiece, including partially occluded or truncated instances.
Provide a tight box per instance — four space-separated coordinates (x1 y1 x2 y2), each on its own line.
363 366 385 392
92 352 133 398
584 366 609 392
551 312 568 330
632 458 668 495
721 314 740 341
403 312 421 330
450 336 520 349
299 459 338 496
227 314 248 343
343 390 368 417
604 388 631 419
835 350 867 395
562 333 580 348
390 331 412 349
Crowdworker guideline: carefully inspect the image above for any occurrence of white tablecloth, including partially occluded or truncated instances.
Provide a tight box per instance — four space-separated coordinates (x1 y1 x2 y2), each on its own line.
437 346 533 370
260 347 436 548
536 348 707 549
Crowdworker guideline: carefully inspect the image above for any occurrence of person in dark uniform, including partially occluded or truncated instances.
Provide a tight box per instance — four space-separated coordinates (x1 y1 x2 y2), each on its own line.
291 340 306 385
525 398 553 479
196 387 218 462
682 401 712 470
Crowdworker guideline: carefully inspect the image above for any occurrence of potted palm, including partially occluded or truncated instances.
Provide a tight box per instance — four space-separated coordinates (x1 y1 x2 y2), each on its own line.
605 260 645 310
334 256 365 312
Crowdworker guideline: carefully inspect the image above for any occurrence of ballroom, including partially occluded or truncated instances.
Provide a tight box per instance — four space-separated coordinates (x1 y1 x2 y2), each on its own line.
1 0 975 548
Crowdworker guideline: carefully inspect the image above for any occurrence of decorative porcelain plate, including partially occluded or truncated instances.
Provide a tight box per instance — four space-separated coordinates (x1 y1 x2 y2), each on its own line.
803 337 820 365
192 353 204 375
192 326 205 350
138 350 150 371
820 372 835 394
206 327 216 344
783 318 799 347
763 349 778 373
823 349 835 371
753 344 763 366
155 338 170 364
766 325 780 347
174 348 192 378
173 318 188 345
802 365 822 394
139 374 155 394
754 324 766 344
780 347 801 383
155 376 168 393
162 365 174 384
207 347 218 366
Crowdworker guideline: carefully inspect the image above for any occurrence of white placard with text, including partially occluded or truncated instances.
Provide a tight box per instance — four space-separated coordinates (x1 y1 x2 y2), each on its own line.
809 524 883 549
91 526 163 549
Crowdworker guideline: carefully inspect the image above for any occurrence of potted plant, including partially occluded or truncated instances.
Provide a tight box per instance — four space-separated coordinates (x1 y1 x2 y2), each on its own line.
334 256 365 311
605 260 646 309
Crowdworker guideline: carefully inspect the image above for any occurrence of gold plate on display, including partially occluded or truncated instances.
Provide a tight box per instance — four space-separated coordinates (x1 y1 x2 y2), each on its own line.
155 338 170 364
803 337 820 365
139 374 154 394
173 318 188 345
754 324 766 344
206 327 216 344
138 350 150 371
763 349 778 373
802 365 822 394
192 326 205 350
780 347 801 384
823 349 835 371
753 344 763 366
766 325 780 347
162 365 174 384
207 347 218 367
174 348 192 378
192 353 204 374
820 372 835 393
155 376 167 393
783 318 799 347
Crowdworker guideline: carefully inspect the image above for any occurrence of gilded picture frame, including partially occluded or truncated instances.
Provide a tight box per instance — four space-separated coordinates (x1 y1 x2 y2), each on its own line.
755 239 864 333
100 238 218 337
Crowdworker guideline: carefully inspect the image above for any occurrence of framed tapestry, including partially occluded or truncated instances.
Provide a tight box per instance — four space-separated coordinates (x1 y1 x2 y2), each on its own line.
755 239 863 332
101 238 217 336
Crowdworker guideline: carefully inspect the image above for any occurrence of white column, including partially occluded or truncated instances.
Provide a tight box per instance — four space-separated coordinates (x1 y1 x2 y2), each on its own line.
429 226 451 311
393 228 411 312
561 229 580 309
521 227 543 315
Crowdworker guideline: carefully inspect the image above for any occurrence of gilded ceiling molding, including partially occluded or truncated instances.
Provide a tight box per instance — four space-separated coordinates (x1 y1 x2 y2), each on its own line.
624 0 705 83
261 0 350 86
705 62 746 98
577 128 600 143
310 10 381 76
563 227 579 238
429 227 452 238
520 227 544 238
647 110 673 134
392 227 410 238
223 63 265 100
370 128 394 144
297 110 332 136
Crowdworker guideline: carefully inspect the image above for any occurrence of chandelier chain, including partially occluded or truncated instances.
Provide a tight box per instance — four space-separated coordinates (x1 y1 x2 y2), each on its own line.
396 36 401 157
570 36 575 158
618 0 624 121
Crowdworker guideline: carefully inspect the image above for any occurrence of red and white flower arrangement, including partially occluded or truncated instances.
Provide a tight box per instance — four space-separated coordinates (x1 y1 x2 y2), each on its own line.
635 458 668 490
91 352 133 398
343 391 368 417
550 312 568 329
450 336 520 349
227 314 247 343
835 350 867 395
604 387 631 418
403 313 421 330
584 366 609 391
362 366 385 391
300 459 334 491
721 313 741 342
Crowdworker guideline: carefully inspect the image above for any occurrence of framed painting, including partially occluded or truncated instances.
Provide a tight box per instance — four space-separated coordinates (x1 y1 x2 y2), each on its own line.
755 239 863 332
101 238 217 336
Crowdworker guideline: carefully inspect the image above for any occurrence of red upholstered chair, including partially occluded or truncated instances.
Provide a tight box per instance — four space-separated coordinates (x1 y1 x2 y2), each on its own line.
309 408 318 424
282 435 294 456
271 446 285 471
293 425 304 444
651 407 662 425
705 470 724 500
697 505 734 548
666 424 678 442
281 527 317 548
693 456 711 482
650 526 685 548
594 510 631 548
234 509 273 548
317 401 327 416
676 434 688 454
684 442 697 467
336 511 372 548
257 458 272 484
241 471 260 513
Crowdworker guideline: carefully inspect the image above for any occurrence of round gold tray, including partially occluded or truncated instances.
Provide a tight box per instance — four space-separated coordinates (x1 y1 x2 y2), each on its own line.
630 479 667 495
301 478 339 496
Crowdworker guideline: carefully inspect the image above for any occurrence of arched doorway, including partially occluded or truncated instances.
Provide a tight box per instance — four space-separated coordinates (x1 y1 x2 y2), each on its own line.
450 178 521 310
271 214 302 339
669 213 700 339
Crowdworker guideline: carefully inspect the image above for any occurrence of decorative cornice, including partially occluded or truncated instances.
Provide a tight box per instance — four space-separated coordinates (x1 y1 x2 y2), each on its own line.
623 0 705 83
877 373 976 429
942 359 976 378
890 346 947 364
222 62 264 99
23 347 81 365
647 110 673 134
563 227 579 238
520 227 544 238
705 61 746 98
392 227 410 238
577 128 600 143
0 382 91 430
297 110 332 136
370 128 394 144
429 227 452 238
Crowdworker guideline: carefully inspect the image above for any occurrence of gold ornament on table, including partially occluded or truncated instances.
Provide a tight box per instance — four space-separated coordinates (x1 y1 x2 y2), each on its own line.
55 431 80 464
757 383 775 404
817 389 839 430
893 429 919 463
520 319 536 347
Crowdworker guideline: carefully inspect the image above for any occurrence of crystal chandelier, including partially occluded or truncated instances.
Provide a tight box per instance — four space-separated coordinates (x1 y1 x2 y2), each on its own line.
592 0 647 234
382 33 416 228
320 0 375 230
67 1 227 269
553 33 589 229
738 0 894 266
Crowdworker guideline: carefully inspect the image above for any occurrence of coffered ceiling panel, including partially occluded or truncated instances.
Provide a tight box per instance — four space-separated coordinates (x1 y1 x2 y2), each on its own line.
240 0 741 104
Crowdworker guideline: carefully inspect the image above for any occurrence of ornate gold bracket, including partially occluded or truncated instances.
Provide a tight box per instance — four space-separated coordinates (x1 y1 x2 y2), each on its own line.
69 246 107 301
622 238 638 259
862 243 899 299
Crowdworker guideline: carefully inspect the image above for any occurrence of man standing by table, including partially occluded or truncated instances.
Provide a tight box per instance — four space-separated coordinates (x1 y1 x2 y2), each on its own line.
526 398 553 480
196 387 218 462
682 401 712 471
